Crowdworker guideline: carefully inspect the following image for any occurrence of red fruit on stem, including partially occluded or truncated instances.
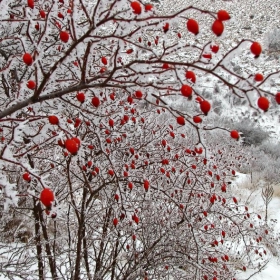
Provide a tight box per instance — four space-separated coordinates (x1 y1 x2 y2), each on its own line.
40 188 55 207
58 12 64 19
230 130 239 140
74 118 81 128
185 71 196 83
23 172 31 182
200 100 211 115
255 73 264 82
127 96 133 104
258 96 269 111
275 92 280 104
109 119 114 127
250 42 262 57
196 147 203 154
135 90 143 98
108 169 114 176
128 182 133 190
163 23 169 33
76 92 85 102
181 84 192 98
60 31 69 43
39 10 46 19
177 116 185 125
114 194 119 201
144 180 150 191
23 53 33 66
210 44 219 53
212 20 224 36
145 4 153 11
92 96 100 107
187 19 199 35
193 116 202 123
109 93 115 100
113 218 118 227
27 0 34 9
100 67 106 73
202 53 212 59
65 139 79 154
27 80 36 90
48 115 59 125
126 49 133 54
134 216 139 224
101 56 107 65
123 115 129 123
217 10 230 21
131 1 142 15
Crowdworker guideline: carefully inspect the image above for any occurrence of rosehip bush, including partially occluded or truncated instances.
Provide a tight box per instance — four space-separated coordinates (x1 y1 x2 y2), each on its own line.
0 0 279 279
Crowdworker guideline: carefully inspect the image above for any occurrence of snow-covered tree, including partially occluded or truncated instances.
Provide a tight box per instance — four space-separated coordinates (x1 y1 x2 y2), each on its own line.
0 0 279 279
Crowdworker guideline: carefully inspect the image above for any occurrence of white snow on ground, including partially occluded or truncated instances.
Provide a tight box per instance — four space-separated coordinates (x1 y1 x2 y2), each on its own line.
233 173 280 280
251 197 280 280
247 258 280 280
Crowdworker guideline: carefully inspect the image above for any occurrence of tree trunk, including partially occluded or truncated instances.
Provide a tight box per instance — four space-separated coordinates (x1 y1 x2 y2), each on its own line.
38 203 58 279
33 197 44 280
74 187 87 280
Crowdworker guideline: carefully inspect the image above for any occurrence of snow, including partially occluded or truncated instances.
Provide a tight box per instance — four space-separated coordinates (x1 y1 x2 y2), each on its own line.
248 258 280 280
231 173 280 280
0 0 280 279
0 174 279 279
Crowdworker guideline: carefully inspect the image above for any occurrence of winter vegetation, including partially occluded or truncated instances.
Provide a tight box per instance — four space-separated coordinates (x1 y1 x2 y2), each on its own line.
0 0 280 279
